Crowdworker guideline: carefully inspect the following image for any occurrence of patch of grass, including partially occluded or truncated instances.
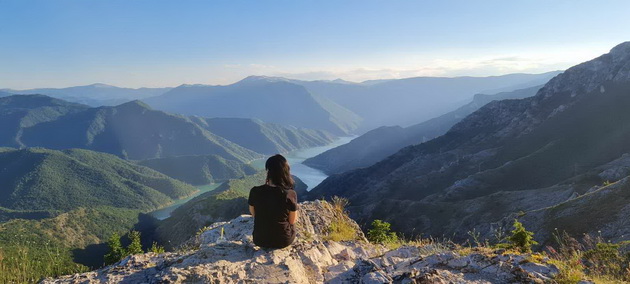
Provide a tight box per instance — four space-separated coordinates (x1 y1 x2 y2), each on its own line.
546 229 630 283
325 220 357 242
323 197 361 242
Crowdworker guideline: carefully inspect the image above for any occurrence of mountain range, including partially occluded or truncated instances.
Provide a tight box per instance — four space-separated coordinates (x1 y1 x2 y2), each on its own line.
4 72 558 137
288 72 560 131
0 95 336 163
304 85 542 174
308 41 630 245
2 83 172 106
144 79 362 135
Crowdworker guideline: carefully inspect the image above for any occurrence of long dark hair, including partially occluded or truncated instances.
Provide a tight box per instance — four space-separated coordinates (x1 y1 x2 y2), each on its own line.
265 154 294 190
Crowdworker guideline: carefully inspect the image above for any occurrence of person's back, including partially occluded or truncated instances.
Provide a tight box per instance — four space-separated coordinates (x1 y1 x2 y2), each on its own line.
248 154 298 249
248 184 297 248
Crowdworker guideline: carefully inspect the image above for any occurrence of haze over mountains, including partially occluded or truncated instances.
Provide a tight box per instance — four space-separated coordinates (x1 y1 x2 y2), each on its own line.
304 85 543 174
0 95 336 162
2 84 173 107
2 71 559 139
144 78 362 135
308 41 630 245
291 72 560 131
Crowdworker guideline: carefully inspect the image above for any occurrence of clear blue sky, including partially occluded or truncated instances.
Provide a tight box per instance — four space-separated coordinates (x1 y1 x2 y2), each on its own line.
1 0 629 89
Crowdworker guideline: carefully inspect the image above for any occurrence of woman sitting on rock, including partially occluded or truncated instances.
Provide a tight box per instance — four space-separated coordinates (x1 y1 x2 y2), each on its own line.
248 154 298 248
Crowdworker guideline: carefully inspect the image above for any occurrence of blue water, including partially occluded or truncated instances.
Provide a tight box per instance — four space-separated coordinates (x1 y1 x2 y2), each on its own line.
150 183 221 220
249 136 355 190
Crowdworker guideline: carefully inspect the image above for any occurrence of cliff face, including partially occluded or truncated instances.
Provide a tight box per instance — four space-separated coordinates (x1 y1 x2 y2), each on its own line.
44 201 560 283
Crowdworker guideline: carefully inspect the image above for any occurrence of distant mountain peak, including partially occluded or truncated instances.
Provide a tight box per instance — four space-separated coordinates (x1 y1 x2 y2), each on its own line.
237 75 290 84
609 41 630 56
88 83 116 88
115 99 152 110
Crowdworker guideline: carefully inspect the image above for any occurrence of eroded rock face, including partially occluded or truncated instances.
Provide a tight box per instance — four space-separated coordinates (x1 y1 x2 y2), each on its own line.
43 201 560 283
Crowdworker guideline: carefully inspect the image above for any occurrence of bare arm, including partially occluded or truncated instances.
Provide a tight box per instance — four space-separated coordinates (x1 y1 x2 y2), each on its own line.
249 205 255 217
288 210 297 225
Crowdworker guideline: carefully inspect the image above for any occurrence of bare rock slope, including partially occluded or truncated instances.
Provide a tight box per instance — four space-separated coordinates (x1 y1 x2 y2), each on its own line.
44 201 560 283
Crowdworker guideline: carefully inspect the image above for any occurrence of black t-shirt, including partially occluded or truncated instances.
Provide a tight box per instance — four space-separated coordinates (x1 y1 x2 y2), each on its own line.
248 184 298 248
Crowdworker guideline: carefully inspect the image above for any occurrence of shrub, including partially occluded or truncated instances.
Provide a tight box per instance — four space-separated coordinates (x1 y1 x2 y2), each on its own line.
507 219 538 253
330 196 349 213
367 219 398 244
582 242 629 279
150 242 165 254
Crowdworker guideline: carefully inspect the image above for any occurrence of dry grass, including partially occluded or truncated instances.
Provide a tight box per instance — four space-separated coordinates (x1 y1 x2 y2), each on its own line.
545 230 630 283
323 197 361 242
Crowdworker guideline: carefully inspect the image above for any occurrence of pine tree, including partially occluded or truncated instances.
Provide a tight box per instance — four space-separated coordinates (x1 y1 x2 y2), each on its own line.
104 233 125 265
126 230 144 255
508 219 538 253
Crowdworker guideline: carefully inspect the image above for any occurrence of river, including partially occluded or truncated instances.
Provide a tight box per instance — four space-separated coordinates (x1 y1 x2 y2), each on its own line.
248 136 355 190
150 136 355 220
150 183 222 220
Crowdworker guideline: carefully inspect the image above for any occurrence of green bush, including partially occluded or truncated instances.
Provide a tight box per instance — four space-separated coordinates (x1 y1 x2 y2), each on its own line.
367 219 398 244
507 219 538 253
150 242 165 254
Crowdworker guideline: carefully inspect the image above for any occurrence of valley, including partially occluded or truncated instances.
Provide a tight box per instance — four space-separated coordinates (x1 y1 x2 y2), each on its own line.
150 136 355 221
1 25 628 283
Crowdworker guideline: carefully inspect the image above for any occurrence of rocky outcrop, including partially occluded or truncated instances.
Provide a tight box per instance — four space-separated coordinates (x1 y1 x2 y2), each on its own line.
43 201 560 283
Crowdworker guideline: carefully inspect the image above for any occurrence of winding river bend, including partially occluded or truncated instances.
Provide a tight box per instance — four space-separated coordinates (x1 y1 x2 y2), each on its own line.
248 136 355 190
151 136 355 220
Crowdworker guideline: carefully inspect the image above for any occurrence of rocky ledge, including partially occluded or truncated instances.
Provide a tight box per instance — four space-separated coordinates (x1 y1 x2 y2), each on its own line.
43 201 560 283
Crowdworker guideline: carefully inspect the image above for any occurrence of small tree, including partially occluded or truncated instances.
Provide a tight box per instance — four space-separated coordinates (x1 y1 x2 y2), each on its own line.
367 219 398 244
126 230 144 255
104 233 125 265
508 219 538 253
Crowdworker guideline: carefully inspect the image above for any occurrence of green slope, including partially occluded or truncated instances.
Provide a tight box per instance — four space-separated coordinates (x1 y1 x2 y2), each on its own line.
0 148 197 214
0 95 89 147
0 148 201 282
19 100 262 162
191 117 336 155
0 206 144 282
138 155 257 185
